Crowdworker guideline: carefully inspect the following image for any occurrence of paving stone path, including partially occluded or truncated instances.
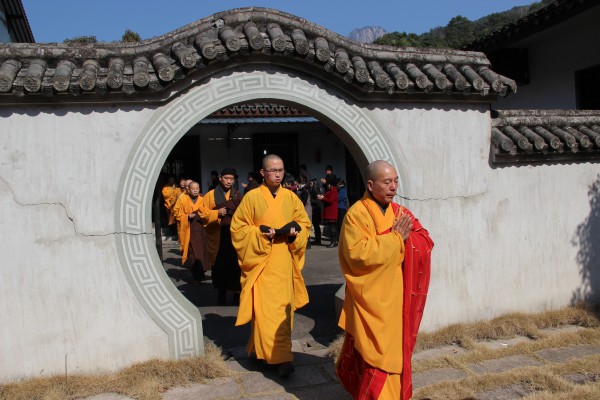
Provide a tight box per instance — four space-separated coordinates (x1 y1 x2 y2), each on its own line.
81 239 600 400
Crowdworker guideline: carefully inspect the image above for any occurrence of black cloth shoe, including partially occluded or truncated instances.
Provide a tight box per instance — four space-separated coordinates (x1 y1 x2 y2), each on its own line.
326 242 338 248
277 361 295 377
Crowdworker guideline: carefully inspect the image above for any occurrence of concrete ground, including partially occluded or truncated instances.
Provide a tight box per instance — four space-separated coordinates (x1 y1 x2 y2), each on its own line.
84 237 600 400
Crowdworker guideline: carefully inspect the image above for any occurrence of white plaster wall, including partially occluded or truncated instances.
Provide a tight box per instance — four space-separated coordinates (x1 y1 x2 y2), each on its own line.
370 103 598 330
0 106 169 382
496 6 600 109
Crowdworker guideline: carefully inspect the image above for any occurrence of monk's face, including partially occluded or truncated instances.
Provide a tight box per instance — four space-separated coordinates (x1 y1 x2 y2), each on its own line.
367 165 398 205
261 158 284 188
179 179 186 189
189 183 200 198
185 180 193 193
220 174 234 190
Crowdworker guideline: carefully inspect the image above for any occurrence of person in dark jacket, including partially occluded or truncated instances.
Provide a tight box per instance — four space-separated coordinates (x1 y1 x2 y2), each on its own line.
309 179 323 245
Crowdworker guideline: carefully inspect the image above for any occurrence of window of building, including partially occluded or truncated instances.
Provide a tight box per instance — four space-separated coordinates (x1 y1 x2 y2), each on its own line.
576 64 600 110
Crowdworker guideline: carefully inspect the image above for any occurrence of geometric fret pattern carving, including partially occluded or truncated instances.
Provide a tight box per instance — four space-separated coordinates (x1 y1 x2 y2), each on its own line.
114 69 397 358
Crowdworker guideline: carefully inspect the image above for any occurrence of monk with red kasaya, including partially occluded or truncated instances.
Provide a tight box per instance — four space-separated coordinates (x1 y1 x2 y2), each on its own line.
337 160 434 400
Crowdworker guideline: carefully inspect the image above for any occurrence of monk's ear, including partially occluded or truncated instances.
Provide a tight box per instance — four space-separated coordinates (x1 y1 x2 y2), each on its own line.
366 180 373 193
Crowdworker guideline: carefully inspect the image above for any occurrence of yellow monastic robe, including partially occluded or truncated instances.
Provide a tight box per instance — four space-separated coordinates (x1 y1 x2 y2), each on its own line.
230 185 311 364
173 194 204 265
198 189 229 267
338 193 406 375
161 185 177 225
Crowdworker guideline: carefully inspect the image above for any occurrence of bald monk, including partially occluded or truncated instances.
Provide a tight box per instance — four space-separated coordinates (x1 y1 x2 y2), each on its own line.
199 168 243 304
173 182 208 283
336 160 434 400
161 176 177 227
173 179 193 251
230 154 311 377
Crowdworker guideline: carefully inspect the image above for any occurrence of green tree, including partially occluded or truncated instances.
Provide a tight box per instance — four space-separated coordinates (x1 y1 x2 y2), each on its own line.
121 29 142 43
445 16 475 48
63 35 97 44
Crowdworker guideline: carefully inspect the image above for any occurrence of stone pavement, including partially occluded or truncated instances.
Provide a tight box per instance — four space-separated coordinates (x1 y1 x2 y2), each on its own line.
82 238 600 399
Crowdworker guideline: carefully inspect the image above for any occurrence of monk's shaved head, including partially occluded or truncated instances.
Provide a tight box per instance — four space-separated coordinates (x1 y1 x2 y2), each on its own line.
189 181 199 189
262 154 283 169
365 160 395 182
366 160 398 205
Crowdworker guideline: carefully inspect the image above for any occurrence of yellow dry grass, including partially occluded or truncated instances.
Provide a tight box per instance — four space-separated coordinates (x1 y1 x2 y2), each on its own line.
413 355 600 400
0 342 231 400
414 304 599 352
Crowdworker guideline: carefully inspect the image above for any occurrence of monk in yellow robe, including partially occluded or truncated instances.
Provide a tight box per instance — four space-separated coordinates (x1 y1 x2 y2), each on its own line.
199 168 243 305
337 160 433 400
173 182 205 267
161 176 177 226
173 179 193 251
230 154 311 377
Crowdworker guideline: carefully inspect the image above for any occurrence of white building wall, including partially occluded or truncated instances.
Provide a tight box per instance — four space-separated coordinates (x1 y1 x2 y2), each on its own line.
0 106 169 382
371 103 597 328
496 7 600 109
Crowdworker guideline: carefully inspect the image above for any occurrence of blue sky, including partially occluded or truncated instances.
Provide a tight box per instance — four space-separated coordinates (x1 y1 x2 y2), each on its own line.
22 0 537 43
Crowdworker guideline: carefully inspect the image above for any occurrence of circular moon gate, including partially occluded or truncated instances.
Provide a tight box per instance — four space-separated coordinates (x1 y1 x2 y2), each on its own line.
115 68 401 358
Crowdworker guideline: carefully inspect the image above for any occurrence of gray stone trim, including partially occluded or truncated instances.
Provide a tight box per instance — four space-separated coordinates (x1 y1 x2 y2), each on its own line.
114 69 400 358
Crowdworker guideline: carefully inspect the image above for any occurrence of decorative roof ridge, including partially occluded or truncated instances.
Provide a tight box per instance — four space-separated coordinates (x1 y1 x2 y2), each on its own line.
1 8 491 65
492 109 600 127
210 102 309 117
490 109 600 165
0 7 516 102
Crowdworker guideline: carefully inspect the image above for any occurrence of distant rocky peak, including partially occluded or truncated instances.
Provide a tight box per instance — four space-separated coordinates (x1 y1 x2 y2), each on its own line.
348 26 387 44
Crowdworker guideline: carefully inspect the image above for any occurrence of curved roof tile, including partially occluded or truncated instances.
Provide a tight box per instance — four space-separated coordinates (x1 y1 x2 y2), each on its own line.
0 8 516 104
491 110 600 165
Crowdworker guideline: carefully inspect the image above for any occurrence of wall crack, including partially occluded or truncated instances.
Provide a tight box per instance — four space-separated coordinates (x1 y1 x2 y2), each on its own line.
0 175 150 238
398 191 487 202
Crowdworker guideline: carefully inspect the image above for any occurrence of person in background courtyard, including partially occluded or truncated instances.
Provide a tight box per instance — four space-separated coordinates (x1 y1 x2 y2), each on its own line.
173 181 208 285
336 160 433 400
309 178 323 245
337 178 349 235
161 176 178 236
200 168 243 305
320 164 336 187
230 154 311 377
173 179 192 251
318 175 338 248
242 171 260 195
298 164 311 186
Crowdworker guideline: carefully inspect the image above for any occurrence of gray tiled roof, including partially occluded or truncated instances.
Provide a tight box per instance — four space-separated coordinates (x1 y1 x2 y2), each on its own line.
0 8 516 104
491 110 600 165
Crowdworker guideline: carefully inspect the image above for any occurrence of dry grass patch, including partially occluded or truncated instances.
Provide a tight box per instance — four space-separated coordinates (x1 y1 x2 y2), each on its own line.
413 327 600 373
413 355 600 400
415 304 599 352
0 342 231 400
